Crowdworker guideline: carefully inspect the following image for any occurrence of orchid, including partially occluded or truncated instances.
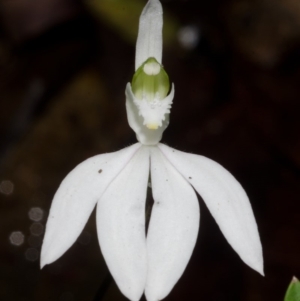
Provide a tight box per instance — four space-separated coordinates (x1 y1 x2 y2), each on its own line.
40 1 263 301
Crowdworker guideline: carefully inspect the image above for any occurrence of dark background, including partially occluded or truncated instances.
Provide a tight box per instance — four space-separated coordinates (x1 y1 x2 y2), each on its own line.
0 0 300 300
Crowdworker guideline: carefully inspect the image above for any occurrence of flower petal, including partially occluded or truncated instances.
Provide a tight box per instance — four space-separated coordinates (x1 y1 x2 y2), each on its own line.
145 147 200 301
96 146 150 301
135 0 163 70
158 144 264 275
41 143 142 268
125 83 174 145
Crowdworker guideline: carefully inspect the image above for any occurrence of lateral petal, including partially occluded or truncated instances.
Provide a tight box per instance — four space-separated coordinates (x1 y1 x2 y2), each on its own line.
158 143 264 275
145 147 200 301
41 143 142 268
96 146 150 301
135 0 163 70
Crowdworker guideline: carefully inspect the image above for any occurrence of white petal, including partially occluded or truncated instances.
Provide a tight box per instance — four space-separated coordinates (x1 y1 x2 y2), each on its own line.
145 147 200 301
125 83 174 146
158 144 264 275
41 143 142 268
135 0 163 70
96 146 150 301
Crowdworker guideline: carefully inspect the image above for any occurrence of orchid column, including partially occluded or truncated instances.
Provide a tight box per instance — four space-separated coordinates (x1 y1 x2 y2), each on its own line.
41 1 263 301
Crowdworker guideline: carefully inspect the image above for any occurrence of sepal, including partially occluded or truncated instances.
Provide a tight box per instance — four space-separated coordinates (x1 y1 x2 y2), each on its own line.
135 0 163 70
158 143 264 275
40 143 142 268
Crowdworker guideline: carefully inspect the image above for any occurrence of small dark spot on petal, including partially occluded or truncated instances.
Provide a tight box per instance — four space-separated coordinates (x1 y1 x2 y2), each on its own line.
98 169 103 173
189 176 192 179
157 202 160 205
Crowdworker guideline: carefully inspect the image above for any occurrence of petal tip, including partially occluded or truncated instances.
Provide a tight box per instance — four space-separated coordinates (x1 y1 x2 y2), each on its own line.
145 287 167 301
142 0 163 19
247 256 264 276
40 244 56 269
117 279 145 301
123 290 144 301
40 255 48 269
40 261 46 269
256 263 265 277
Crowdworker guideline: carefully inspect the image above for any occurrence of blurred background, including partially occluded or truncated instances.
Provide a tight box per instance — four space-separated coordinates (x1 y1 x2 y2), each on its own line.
1 0 300 300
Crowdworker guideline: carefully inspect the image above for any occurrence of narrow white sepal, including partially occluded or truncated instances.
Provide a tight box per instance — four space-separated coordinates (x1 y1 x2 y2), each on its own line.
135 0 163 70
40 143 142 268
125 83 174 145
96 146 150 301
145 147 200 301
158 144 264 275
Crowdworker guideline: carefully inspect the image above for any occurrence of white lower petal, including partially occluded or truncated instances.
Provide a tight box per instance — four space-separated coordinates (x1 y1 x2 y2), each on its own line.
145 147 200 301
158 144 264 275
41 143 142 268
96 146 150 301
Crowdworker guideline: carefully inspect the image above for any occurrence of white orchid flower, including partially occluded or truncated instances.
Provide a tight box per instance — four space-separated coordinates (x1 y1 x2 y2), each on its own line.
41 1 263 301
